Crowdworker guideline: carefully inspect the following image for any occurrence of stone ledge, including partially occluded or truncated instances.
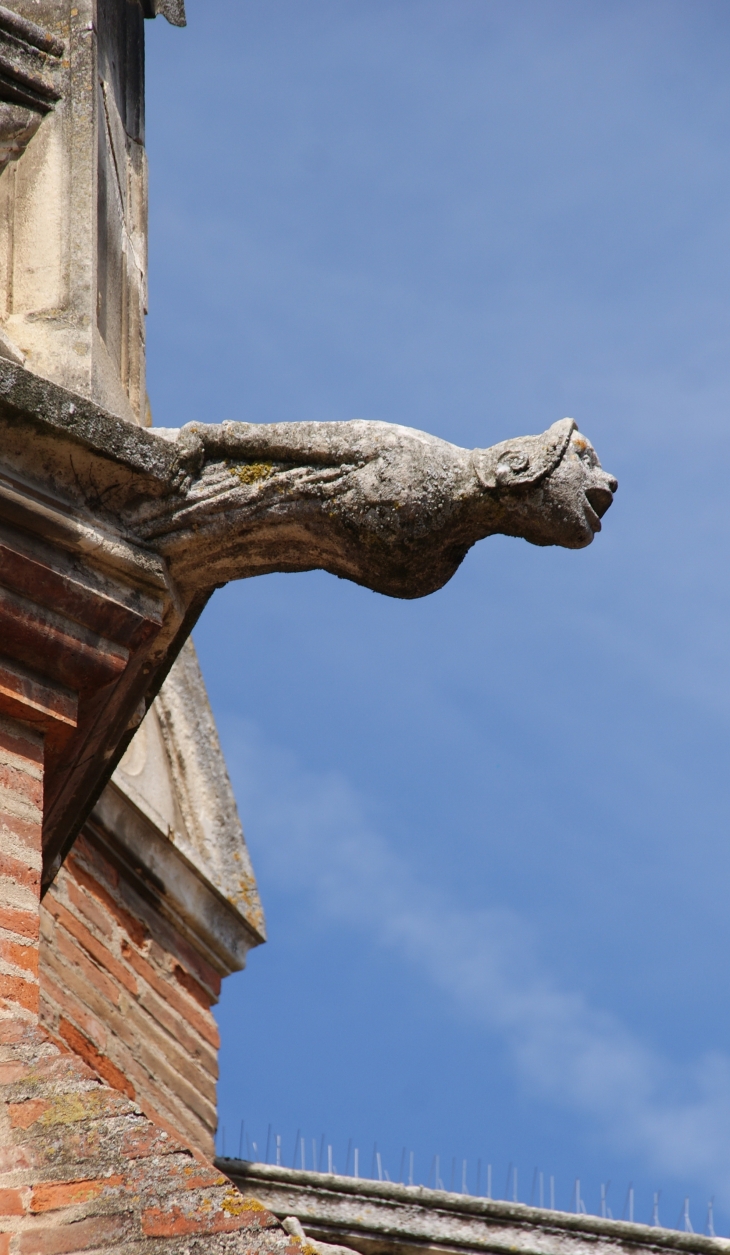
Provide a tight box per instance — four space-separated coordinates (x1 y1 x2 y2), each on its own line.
0 359 177 484
218 1163 730 1255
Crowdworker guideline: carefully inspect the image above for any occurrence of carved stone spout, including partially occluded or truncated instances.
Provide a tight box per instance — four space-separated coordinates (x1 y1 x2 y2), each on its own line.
0 361 617 875
141 416 617 600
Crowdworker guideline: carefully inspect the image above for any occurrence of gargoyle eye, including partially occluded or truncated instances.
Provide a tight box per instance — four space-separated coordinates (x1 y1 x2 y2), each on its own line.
574 439 598 467
499 450 529 474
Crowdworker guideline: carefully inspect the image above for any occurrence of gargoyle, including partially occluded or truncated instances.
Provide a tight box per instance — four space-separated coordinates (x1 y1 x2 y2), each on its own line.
0 354 618 879
138 416 617 600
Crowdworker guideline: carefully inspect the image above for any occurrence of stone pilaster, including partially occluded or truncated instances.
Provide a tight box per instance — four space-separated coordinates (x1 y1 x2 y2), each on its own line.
0 0 156 425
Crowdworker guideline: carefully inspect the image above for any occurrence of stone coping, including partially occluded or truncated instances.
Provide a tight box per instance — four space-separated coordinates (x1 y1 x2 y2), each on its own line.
217 1161 730 1255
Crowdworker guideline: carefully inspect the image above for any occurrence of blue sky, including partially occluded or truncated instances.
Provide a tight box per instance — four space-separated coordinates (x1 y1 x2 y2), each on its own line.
145 0 730 1233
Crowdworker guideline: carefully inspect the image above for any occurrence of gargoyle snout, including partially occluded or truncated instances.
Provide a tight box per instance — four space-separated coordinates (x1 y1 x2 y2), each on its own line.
586 470 617 520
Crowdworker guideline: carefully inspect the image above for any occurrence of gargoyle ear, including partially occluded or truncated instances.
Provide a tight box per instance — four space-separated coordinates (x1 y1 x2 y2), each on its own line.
472 418 577 490
174 424 206 473
141 0 187 26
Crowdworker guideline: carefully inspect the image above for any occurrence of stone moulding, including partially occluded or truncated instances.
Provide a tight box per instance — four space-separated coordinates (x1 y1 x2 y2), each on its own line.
0 2 63 174
0 361 187 891
91 782 264 975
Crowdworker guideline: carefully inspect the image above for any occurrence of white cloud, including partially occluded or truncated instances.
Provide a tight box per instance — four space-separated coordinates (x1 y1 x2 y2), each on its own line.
223 718 730 1203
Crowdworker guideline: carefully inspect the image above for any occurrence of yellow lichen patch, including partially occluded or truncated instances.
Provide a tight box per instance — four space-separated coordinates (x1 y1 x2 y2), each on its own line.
228 462 273 485
220 1191 268 1216
38 1091 107 1126
229 870 266 934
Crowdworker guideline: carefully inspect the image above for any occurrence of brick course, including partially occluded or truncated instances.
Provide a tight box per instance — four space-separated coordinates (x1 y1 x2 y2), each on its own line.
0 712 300 1255
40 829 221 1155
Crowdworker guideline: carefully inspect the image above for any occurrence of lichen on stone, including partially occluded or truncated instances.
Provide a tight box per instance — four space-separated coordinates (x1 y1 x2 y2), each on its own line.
227 461 273 485
221 1191 269 1216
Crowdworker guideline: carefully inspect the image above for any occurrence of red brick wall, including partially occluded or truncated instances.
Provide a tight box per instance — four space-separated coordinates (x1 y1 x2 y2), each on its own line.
40 826 220 1157
0 711 300 1255
0 715 43 1022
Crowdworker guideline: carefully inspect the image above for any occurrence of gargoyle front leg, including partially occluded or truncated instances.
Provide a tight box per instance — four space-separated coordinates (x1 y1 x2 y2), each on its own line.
165 418 413 489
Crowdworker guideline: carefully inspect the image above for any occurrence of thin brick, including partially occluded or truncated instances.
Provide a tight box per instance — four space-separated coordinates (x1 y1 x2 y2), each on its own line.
0 1188 26 1215
51 926 122 1009
114 1038 216 1134
112 1032 215 1129
39 934 118 1024
141 1204 259 1238
0 725 42 766
60 880 114 942
118 1021 217 1117
40 940 218 1132
172 963 213 1010
147 933 221 1004
8 1099 50 1129
87 1032 216 1143
91 983 218 1098
0 785 42 828
122 945 220 1048
0 975 38 1015
0 940 38 976
61 858 148 950
0 910 39 941
16 1211 131 1254
0 819 42 863
0 765 42 808
66 836 118 891
44 902 137 997
39 968 107 1051
57 1021 134 1100
74 999 217 1136
0 856 40 895
30 1176 124 1213
78 840 220 997
120 949 218 1062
